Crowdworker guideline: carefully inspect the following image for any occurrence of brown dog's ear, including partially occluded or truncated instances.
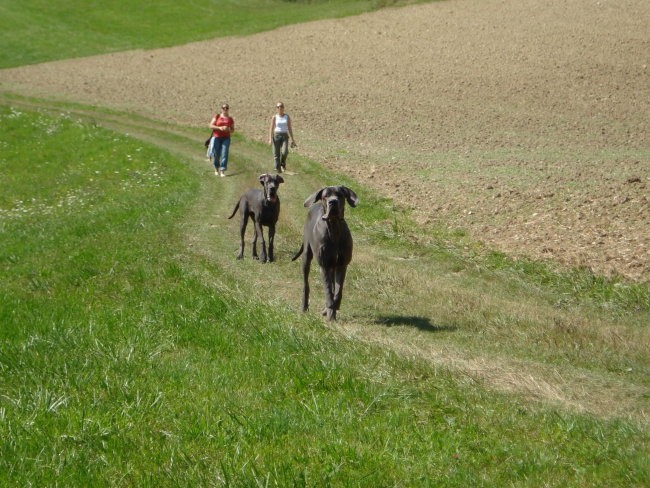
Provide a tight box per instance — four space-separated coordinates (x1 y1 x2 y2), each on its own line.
276 175 284 184
341 187 359 207
258 173 269 184
303 188 324 208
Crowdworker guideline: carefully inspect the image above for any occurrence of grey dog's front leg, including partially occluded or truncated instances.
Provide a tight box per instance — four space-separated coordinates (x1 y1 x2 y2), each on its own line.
320 267 337 320
267 225 275 262
255 220 268 263
333 265 347 311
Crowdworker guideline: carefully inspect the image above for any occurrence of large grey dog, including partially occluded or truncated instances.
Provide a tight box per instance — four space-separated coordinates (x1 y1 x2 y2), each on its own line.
228 173 284 262
292 186 358 320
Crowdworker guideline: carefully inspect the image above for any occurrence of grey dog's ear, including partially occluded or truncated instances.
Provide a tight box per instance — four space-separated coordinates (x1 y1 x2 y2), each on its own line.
341 187 359 207
258 173 269 184
303 188 324 208
276 174 284 184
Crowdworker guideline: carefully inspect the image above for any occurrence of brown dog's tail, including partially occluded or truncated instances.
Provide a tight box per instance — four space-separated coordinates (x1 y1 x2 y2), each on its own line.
227 201 239 220
291 244 304 261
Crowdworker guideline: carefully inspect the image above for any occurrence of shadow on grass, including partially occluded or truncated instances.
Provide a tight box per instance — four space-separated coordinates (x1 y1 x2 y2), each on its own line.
375 315 457 333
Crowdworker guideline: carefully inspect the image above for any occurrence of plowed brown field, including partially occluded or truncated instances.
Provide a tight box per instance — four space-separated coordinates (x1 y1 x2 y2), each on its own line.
2 0 648 281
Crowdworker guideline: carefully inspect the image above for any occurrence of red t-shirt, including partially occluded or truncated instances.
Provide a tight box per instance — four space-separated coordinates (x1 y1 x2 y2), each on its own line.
212 114 234 138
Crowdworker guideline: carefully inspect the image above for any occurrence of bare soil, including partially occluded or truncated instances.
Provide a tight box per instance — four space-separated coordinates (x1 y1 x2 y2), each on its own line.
1 0 649 282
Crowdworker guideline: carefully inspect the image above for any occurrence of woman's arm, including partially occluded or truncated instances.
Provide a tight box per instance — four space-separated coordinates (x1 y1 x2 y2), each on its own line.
269 116 276 144
287 115 296 145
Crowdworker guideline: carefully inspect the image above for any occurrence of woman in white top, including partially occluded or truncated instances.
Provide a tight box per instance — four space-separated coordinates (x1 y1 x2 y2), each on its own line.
268 101 296 172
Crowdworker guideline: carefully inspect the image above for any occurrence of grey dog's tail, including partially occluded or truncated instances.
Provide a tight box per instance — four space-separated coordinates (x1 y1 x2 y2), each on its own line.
227 202 239 220
291 244 304 261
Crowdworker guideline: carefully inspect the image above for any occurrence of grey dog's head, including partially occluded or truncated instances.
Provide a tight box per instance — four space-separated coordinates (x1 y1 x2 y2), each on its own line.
259 173 284 203
303 186 358 221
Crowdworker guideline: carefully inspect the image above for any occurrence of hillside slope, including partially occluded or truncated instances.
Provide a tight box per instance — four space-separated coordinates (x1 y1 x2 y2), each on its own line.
1 0 648 282
3 92 646 424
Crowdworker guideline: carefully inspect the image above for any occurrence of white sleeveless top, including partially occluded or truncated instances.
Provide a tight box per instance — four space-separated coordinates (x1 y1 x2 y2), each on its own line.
274 114 289 134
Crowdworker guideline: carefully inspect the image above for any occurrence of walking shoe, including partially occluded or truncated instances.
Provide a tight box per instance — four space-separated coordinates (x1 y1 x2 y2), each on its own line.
219 170 225 177
214 169 219 176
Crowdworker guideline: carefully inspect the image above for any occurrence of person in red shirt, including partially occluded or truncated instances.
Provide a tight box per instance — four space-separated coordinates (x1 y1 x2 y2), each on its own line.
209 103 235 177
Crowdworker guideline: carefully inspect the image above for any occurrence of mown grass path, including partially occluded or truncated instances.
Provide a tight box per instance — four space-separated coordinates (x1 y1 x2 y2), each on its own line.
4 95 647 426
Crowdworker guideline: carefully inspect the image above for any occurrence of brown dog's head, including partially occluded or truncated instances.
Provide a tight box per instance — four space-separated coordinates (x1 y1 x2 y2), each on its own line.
259 173 284 203
303 186 358 221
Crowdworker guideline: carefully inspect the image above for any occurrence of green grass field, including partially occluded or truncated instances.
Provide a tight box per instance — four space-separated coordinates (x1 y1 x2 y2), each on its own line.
2 102 648 487
0 0 429 69
1 1 648 486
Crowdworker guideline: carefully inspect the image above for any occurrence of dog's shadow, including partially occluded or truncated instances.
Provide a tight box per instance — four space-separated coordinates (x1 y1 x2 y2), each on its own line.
374 315 457 333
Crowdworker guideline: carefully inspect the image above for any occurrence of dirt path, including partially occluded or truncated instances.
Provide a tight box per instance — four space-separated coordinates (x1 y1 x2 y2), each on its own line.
1 0 649 282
